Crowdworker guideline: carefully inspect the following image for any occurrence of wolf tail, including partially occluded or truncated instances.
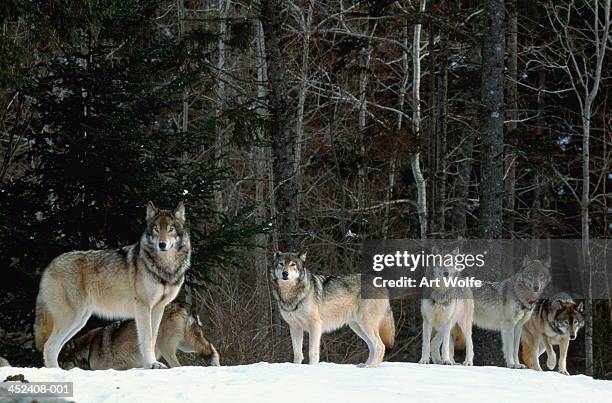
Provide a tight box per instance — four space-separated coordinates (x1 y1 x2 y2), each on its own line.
379 307 395 349
34 301 53 352
208 344 221 367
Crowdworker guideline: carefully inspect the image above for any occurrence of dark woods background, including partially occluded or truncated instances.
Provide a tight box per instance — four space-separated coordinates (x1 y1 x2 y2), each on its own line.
0 0 610 378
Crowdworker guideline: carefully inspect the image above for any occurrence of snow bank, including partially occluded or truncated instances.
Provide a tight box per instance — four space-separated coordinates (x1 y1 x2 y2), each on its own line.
1 362 610 403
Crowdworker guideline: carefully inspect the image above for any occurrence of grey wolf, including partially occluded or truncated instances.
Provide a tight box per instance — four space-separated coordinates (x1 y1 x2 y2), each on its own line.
471 255 551 368
59 302 220 370
521 294 583 375
270 251 395 367
34 202 190 369
419 248 474 366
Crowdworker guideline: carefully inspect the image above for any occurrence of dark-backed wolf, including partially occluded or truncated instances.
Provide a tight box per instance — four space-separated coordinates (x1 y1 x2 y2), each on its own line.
521 294 583 375
270 251 395 367
34 202 190 369
59 302 219 370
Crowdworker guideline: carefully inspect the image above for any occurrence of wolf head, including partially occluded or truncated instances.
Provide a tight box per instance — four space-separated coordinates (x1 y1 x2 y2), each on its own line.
271 251 307 282
552 299 584 340
429 246 461 280
516 255 551 303
177 304 220 366
144 201 187 252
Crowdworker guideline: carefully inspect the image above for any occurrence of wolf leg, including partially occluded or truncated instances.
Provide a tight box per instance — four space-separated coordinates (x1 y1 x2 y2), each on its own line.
431 331 443 364
349 322 374 365
289 324 304 364
558 338 570 375
512 324 527 369
307 320 322 365
151 303 165 346
544 340 557 370
439 324 453 365
134 303 165 369
531 336 543 371
500 321 516 368
419 318 433 364
458 319 473 366
358 324 384 367
43 307 89 368
161 352 181 368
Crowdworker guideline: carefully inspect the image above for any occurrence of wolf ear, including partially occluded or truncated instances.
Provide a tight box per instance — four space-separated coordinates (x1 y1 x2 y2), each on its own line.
299 250 307 262
522 254 531 267
273 250 280 260
543 256 551 268
576 301 584 312
146 201 157 220
174 202 186 221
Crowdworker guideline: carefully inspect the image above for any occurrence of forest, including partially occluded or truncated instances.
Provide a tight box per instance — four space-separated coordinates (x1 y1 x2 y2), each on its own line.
0 0 610 379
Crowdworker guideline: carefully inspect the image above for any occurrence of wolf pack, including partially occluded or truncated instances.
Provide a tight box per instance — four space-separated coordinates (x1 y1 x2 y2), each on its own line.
33 202 584 375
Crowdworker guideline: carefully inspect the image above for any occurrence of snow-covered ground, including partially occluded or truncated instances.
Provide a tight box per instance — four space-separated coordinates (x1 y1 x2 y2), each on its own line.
1 362 611 403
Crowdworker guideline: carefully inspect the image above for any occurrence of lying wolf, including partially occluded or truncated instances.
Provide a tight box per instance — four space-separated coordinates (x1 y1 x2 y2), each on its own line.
521 294 583 375
270 251 395 367
59 302 220 370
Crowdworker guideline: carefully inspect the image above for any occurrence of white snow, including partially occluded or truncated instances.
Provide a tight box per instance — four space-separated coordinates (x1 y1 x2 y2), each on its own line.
1 362 611 403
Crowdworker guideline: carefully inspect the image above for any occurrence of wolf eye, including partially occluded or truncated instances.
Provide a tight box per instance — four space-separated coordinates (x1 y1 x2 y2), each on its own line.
152 226 159 233
168 226 175 232
564 320 569 325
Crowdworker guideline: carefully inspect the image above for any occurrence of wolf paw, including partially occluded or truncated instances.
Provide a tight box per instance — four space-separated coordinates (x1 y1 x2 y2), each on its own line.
358 363 379 368
462 361 473 366
418 358 430 364
441 360 453 365
558 369 569 376
512 363 527 369
546 355 557 370
150 361 168 369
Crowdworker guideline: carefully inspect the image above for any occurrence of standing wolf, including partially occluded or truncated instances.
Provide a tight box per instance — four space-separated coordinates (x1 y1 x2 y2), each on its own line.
471 255 550 368
34 202 190 369
270 251 395 367
521 294 583 375
419 249 474 366
59 302 220 370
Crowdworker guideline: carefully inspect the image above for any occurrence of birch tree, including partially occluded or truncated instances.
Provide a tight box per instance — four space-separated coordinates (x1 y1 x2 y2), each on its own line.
411 0 428 239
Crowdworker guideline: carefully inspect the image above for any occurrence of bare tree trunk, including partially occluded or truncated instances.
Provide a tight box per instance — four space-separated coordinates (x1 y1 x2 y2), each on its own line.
411 0 428 240
178 0 189 133
294 0 314 209
253 19 276 354
582 106 593 376
434 13 448 236
261 0 299 252
479 0 505 242
384 22 410 238
452 134 474 238
214 0 231 213
504 0 517 238
357 24 375 210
